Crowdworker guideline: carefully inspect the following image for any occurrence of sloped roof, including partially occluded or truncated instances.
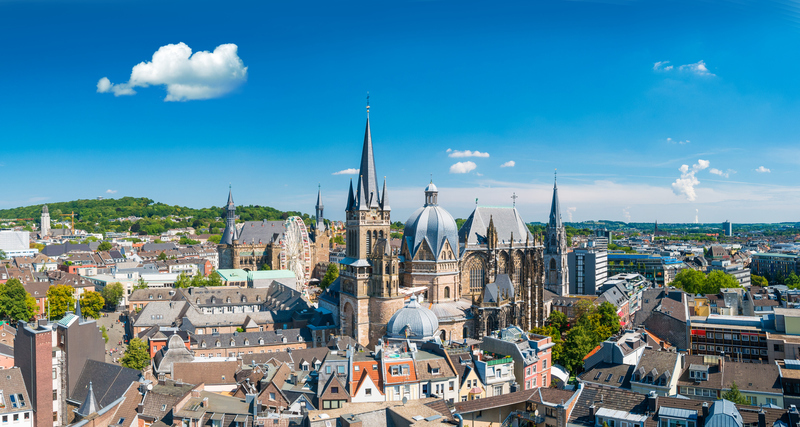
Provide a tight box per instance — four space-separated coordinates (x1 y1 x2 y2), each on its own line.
70 359 142 408
458 206 533 248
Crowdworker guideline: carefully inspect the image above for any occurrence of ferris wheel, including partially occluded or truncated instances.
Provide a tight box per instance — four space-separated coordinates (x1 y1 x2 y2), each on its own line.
280 216 312 286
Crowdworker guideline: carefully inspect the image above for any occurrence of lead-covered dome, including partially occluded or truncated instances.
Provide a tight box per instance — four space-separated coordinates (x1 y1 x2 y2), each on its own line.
403 182 460 260
386 295 439 339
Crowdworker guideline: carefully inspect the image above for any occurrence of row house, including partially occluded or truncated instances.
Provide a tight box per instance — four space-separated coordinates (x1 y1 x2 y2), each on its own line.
480 325 554 391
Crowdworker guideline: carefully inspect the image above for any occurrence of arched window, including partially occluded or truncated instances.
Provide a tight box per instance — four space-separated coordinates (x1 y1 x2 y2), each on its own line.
463 327 469 340
444 286 450 299
366 231 372 255
201 341 207 348
470 266 485 293
230 339 236 346
244 339 249 345
259 338 264 345
215 340 221 347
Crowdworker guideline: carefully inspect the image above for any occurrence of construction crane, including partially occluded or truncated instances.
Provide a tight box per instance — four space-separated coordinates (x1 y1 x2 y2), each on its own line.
61 212 77 235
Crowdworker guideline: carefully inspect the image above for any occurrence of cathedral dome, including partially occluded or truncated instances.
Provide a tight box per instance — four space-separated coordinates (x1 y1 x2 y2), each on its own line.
403 183 460 260
386 295 439 339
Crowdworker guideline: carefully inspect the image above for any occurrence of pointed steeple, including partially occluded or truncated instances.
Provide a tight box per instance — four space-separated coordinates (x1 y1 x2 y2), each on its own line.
346 178 355 211
549 171 562 229
358 117 380 209
356 174 368 210
380 177 390 210
315 184 325 232
76 381 100 417
221 186 237 246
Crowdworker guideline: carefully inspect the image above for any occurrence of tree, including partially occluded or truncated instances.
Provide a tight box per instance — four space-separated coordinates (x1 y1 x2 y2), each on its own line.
101 282 125 309
0 250 6 260
260 263 272 271
207 271 223 287
157 252 168 261
190 273 206 288
100 325 109 343
562 326 597 374
208 235 222 244
0 278 38 323
751 274 769 287
721 381 748 405
121 337 151 371
596 302 621 339
786 273 800 290
321 263 339 289
79 291 105 319
178 236 199 245
531 325 564 364
332 235 345 245
46 285 76 320
545 310 568 334
705 270 741 294
174 273 191 288
672 269 707 294
97 241 112 251
134 277 148 290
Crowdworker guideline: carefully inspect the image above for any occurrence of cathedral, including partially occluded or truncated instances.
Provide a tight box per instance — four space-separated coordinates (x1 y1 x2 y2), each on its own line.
332 107 569 348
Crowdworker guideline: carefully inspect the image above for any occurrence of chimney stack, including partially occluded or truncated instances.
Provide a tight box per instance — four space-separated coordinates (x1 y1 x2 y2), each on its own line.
702 402 710 421
758 408 766 427
647 391 658 413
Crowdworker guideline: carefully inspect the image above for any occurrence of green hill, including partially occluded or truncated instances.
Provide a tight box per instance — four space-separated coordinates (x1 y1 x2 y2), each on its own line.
0 197 312 235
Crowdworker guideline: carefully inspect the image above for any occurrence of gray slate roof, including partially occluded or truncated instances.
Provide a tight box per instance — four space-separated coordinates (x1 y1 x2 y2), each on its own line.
236 220 286 245
403 202 460 260
458 206 533 249
484 274 515 303
70 359 142 408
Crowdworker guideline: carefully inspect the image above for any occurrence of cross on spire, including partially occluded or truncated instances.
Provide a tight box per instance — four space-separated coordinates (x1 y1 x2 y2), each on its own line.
511 192 518 208
366 92 370 118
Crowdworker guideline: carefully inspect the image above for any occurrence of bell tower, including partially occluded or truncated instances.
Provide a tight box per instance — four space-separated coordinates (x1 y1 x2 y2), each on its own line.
543 171 569 295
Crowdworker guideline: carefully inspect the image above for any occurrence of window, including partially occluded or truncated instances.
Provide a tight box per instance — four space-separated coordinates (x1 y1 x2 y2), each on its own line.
449 381 455 391
53 390 57 400
543 359 547 369
542 373 547 385
355 366 360 371
270 392 276 401
326 366 331 374
337 366 345 374
332 387 339 394
373 364 378 370
365 388 372 396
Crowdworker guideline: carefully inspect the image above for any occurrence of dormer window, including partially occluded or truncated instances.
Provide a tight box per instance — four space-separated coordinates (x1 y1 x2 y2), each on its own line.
215 340 221 347
244 339 249 345
230 339 236 346
259 338 264 345
201 341 207 348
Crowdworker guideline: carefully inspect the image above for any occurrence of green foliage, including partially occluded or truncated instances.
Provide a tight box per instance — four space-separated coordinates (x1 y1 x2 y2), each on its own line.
557 300 622 375
672 269 742 294
157 252 168 261
607 243 637 253
121 337 151 371
0 197 312 236
236 327 244 333
751 274 768 287
545 310 568 334
0 250 6 260
531 324 563 363
47 285 76 320
0 278 38 323
562 326 597 374
721 382 748 405
100 325 109 343
332 235 345 245
207 271 223 287
390 232 403 239
97 241 112 251
134 277 148 290
321 263 339 290
786 272 800 290
79 291 104 319
174 273 191 288
101 282 125 309
260 264 272 271
208 235 222 244
179 236 199 245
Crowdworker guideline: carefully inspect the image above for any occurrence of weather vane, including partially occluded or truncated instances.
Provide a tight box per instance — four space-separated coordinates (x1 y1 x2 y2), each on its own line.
366 92 370 118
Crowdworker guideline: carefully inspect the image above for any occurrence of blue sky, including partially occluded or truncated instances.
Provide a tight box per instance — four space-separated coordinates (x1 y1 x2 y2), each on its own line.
1 0 799 223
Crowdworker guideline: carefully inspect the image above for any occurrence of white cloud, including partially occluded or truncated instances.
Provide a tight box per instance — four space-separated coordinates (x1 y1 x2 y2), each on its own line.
709 168 736 178
654 60 714 76
106 189 118 194
450 161 477 174
500 161 515 168
333 168 359 175
447 149 490 158
671 159 710 201
679 60 713 76
567 207 576 222
622 206 631 222
755 166 771 173
97 42 248 101
653 61 673 71
666 137 690 145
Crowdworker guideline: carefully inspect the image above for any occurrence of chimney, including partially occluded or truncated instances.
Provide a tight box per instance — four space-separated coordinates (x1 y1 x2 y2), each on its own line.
758 408 766 427
702 402 709 421
191 389 201 398
647 391 658 413
589 404 597 417
202 397 209 408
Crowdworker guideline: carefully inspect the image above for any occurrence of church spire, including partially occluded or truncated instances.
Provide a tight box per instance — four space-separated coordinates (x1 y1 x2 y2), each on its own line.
316 184 325 232
221 186 237 246
346 178 355 211
357 107 380 209
548 170 562 229
76 381 100 417
380 177 390 211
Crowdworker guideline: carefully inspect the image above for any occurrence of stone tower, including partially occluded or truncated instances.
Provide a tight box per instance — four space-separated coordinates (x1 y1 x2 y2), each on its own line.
312 186 332 276
544 173 569 295
315 185 325 233
339 108 404 347
40 205 50 238
217 187 237 269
